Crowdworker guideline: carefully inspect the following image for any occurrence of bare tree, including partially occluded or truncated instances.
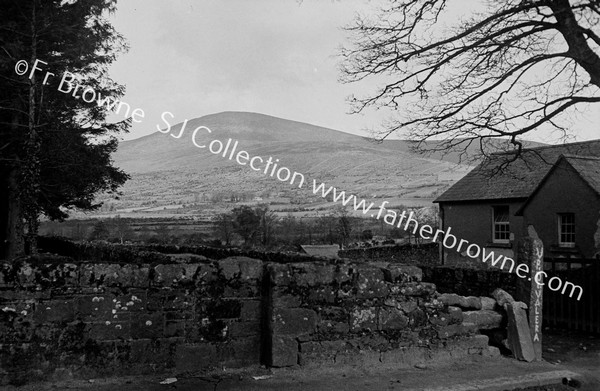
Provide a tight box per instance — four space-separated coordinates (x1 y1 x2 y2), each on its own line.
340 0 600 160
334 206 353 248
110 215 133 244
255 204 279 247
215 213 235 246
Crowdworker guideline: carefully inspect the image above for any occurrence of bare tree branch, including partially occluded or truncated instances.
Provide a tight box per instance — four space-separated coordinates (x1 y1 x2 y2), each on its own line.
340 0 600 162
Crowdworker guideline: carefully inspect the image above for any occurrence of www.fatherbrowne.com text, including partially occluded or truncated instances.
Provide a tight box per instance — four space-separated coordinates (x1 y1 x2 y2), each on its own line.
15 58 583 301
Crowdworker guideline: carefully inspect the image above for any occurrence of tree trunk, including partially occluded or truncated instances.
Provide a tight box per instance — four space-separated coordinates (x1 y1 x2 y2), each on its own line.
23 0 40 255
550 0 600 87
5 169 25 260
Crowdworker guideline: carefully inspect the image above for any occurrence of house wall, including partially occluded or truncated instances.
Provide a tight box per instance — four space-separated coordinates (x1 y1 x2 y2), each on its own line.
521 162 600 259
439 200 525 268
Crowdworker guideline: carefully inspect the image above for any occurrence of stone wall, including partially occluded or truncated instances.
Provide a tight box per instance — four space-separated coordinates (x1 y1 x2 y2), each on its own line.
0 241 509 385
37 236 331 264
268 261 502 368
0 254 265 385
338 243 440 266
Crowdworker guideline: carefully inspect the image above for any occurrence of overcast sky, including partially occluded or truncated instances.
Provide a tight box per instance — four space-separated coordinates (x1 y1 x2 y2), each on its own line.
108 0 599 143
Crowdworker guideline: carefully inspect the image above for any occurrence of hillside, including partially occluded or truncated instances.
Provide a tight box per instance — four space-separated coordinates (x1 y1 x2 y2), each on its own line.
94 111 537 218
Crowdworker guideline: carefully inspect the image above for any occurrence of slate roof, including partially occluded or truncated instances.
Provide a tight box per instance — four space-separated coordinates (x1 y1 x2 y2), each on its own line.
564 155 600 195
515 155 600 215
434 140 600 203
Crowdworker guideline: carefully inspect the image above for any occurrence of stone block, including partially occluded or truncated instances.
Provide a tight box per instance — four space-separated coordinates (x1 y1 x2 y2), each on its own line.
290 263 334 287
273 308 317 336
218 257 262 281
506 302 535 362
383 265 422 283
428 312 450 327
222 283 260 298
240 300 262 321
0 290 49 301
218 336 261 367
355 268 388 299
437 324 464 339
407 308 428 327
84 264 132 287
194 263 217 284
318 320 350 334
379 308 409 330
333 264 353 284
236 257 263 281
129 339 152 363
76 294 116 321
164 320 185 338
87 320 130 340
463 310 504 330
228 321 261 338
307 286 336 304
272 289 302 308
115 292 146 313
131 312 164 339
153 264 189 285
33 299 76 323
400 282 436 297
480 297 497 311
461 322 479 334
205 299 241 318
269 264 292 286
271 336 297 367
129 264 150 287
318 306 347 322
44 263 79 286
492 288 515 308
299 341 321 354
447 306 463 324
438 293 482 310
472 334 490 348
397 298 418 314
175 343 217 371
350 307 378 331
16 263 36 286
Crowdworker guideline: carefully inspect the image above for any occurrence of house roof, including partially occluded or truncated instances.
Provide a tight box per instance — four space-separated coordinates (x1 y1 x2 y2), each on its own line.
434 140 600 203
563 155 600 195
515 155 600 215
299 245 339 259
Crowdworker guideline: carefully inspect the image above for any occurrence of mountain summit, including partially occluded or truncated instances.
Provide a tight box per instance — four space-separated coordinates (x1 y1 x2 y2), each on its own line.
112 111 474 209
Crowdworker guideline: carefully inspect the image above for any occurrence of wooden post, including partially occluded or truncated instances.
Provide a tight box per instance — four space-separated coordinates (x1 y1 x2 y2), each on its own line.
516 232 544 361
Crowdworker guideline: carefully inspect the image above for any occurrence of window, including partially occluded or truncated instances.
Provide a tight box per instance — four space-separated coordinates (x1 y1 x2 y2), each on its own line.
492 205 510 243
558 213 575 248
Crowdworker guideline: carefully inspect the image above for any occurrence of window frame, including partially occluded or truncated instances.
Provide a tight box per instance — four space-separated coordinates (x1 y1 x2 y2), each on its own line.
492 205 511 244
557 213 576 248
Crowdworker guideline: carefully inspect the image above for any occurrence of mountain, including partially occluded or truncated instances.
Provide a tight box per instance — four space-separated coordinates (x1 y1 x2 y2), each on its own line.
106 112 540 216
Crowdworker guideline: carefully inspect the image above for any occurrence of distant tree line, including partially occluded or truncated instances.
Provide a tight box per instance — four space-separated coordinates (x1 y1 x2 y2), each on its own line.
59 204 439 251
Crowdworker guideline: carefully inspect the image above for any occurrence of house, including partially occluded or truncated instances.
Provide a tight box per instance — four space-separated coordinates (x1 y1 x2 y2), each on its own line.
434 140 600 267
516 155 600 259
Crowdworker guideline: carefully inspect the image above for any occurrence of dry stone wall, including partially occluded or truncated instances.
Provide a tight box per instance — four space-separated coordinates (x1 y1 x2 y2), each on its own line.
0 254 265 385
268 261 504 368
338 243 439 266
0 242 509 385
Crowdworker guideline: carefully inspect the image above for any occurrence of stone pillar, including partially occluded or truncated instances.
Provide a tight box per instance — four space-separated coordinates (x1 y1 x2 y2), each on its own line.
516 232 544 361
